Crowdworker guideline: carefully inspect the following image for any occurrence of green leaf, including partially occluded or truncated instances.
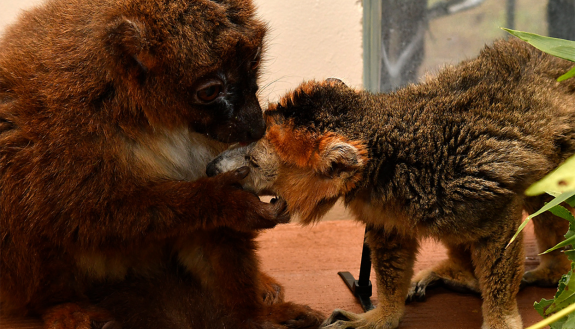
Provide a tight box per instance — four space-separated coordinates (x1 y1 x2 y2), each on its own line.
535 273 575 328
558 66 575 82
526 155 575 196
503 28 575 62
567 250 575 263
532 192 575 219
541 234 575 254
563 312 575 329
507 216 532 247
535 298 555 317
551 318 568 329
567 195 575 208
549 205 575 224
544 269 575 316
543 204 575 255
563 215 575 244
509 192 574 248
551 317 568 329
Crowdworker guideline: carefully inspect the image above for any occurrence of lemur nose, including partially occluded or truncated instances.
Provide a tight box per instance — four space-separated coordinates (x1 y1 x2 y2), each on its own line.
247 117 266 142
206 161 219 177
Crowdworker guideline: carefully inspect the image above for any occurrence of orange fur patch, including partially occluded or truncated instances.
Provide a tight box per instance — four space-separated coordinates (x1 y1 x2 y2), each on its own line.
265 127 368 224
266 120 368 173
275 166 342 224
264 81 370 224
266 119 318 168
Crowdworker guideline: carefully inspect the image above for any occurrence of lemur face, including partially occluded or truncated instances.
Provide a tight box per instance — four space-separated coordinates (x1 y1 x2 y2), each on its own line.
207 80 368 223
206 139 281 196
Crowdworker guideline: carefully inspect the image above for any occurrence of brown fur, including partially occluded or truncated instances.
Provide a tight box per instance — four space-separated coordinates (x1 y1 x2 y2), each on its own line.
86 229 323 329
0 0 324 328
207 39 575 329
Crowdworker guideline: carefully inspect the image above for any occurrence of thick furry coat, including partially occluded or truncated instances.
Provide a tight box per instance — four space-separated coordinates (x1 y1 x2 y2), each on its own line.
0 0 323 328
208 39 575 329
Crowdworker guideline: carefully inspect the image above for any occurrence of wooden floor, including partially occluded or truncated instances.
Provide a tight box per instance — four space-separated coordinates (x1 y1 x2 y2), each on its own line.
1 205 556 329
257 218 554 329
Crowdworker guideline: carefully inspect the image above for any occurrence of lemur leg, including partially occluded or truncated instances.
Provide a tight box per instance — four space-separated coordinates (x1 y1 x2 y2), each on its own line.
259 302 325 329
260 271 285 305
523 195 571 287
470 200 524 329
42 303 118 329
187 228 324 329
408 242 480 302
323 227 418 329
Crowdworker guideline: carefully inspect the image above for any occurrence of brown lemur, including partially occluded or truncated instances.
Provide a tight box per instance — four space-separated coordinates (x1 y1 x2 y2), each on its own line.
207 39 575 329
0 0 324 328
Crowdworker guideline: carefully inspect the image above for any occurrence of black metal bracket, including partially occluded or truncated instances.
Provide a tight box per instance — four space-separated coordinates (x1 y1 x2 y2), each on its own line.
337 227 375 312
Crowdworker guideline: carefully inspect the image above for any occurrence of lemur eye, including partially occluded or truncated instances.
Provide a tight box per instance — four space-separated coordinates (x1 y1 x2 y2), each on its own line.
246 155 260 168
195 80 223 103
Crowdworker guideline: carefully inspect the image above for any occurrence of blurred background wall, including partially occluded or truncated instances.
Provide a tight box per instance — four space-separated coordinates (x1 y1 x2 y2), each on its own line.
0 0 364 103
1 0 573 101
1 0 39 32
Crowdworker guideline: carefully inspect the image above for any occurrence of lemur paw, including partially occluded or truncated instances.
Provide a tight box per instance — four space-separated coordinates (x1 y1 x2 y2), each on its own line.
42 303 118 329
262 282 285 305
321 309 399 329
265 302 325 329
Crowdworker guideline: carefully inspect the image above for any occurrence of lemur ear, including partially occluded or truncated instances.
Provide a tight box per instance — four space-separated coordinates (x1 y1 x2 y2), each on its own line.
325 78 347 86
318 140 363 179
106 17 156 76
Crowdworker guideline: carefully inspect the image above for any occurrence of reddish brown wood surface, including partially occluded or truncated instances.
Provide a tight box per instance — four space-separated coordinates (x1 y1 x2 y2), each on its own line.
0 205 555 328
257 213 554 329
